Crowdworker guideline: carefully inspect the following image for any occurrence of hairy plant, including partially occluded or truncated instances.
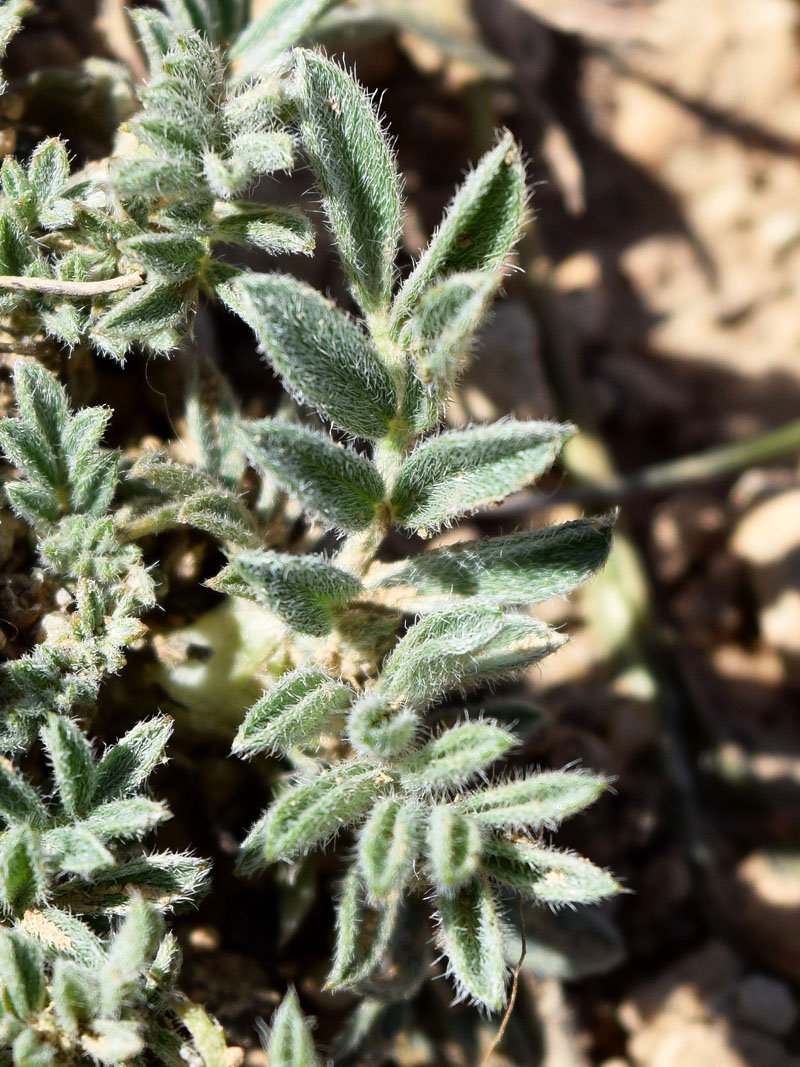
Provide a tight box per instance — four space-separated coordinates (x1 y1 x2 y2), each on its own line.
0 0 620 1062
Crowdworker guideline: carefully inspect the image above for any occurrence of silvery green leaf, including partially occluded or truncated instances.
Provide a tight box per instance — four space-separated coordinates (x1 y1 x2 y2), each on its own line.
358 797 421 900
81 1019 144 1064
177 488 255 546
27 138 69 205
99 896 163 1016
0 828 44 913
233 667 351 758
212 202 314 256
457 770 607 832
183 354 244 487
435 875 508 1012
33 908 104 966
128 451 211 495
93 716 173 803
381 604 501 709
231 130 295 177
221 74 286 135
135 114 210 160
266 987 322 1067
0 0 29 94
391 420 572 532
39 302 87 347
52 960 96 1034
0 213 30 274
347 696 418 760
121 233 205 282
0 929 45 1020
94 282 191 352
484 839 622 904
220 273 396 438
60 407 117 517
238 419 385 532
326 866 403 989
160 0 247 43
0 761 48 826
219 549 362 636
40 714 96 819
82 797 171 840
292 50 401 313
40 826 114 876
62 853 209 914
129 8 175 69
15 1029 57 1067
381 605 565 709
400 721 515 794
115 157 206 200
373 516 613 610
171 1000 227 1067
393 131 525 326
426 806 482 893
2 157 32 204
229 0 338 83
403 270 497 392
0 361 68 499
239 763 383 870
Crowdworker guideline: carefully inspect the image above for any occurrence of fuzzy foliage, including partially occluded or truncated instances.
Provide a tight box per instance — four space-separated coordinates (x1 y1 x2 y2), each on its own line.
0 8 620 1063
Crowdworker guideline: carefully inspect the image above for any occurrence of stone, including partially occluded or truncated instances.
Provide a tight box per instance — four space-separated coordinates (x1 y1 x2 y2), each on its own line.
735 973 798 1036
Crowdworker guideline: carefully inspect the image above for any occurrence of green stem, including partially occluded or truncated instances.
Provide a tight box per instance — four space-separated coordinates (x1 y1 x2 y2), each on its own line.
580 417 800 501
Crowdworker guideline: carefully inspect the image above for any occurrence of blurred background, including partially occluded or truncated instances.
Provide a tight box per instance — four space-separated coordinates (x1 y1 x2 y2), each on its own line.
5 1 800 1064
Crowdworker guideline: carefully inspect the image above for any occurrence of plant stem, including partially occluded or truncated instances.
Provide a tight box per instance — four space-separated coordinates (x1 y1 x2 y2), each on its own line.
572 417 800 502
0 272 143 296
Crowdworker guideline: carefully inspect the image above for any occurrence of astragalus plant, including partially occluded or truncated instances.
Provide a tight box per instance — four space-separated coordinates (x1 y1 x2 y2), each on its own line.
0 0 619 1062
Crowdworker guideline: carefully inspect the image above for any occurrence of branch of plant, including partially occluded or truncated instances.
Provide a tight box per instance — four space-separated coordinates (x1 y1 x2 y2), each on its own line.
0 272 143 296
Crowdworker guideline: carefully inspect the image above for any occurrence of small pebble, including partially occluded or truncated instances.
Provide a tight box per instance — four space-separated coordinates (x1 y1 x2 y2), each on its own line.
735 973 798 1036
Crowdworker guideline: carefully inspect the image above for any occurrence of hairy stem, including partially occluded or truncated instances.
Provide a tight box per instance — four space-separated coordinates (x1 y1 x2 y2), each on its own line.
0 272 144 296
